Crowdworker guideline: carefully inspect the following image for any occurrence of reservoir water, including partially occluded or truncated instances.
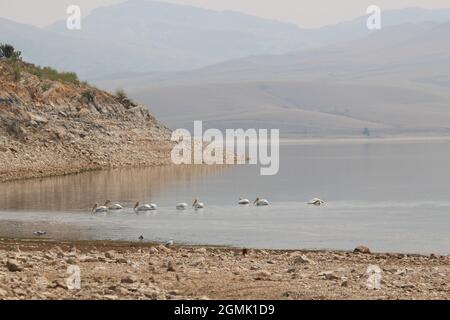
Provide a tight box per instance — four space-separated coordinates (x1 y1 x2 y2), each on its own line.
1 139 450 254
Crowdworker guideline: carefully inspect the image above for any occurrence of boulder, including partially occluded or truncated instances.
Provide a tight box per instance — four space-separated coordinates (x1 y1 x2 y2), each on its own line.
353 246 371 254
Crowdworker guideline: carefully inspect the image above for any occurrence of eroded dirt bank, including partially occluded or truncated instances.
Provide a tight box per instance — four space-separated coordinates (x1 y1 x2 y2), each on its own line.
0 60 173 182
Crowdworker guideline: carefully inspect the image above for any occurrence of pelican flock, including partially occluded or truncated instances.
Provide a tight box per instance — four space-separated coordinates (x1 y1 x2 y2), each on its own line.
89 196 326 213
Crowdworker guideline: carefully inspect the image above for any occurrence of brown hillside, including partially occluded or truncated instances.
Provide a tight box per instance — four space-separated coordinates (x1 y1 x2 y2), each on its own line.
0 59 172 182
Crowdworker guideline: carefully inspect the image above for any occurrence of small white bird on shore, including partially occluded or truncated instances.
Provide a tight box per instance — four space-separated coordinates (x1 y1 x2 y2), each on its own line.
254 198 269 206
308 198 325 206
192 199 204 209
165 239 174 247
176 203 188 210
238 198 250 205
134 201 157 212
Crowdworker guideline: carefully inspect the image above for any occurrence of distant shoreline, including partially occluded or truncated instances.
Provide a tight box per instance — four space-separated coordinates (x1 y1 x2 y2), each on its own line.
3 134 450 184
279 134 450 145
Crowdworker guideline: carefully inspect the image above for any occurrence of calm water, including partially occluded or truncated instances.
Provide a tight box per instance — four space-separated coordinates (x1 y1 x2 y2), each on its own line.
1 140 450 254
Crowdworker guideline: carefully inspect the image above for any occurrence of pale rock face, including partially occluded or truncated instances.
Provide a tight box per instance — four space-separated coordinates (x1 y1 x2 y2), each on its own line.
0 60 172 182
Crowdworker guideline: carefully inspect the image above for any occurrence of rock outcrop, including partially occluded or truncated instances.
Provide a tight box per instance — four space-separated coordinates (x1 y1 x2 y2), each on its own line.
0 60 172 181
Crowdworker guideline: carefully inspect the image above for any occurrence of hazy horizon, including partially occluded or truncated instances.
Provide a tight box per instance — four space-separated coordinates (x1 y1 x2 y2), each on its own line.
1 0 450 29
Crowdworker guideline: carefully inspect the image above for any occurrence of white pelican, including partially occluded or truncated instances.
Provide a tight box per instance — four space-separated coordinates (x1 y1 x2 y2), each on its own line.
92 201 109 213
254 197 269 206
192 199 204 209
238 197 250 205
176 202 188 210
308 198 325 206
134 201 157 212
106 200 123 210
33 231 47 236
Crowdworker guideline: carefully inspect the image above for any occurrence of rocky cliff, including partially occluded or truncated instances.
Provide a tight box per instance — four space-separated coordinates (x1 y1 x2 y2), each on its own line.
0 59 172 182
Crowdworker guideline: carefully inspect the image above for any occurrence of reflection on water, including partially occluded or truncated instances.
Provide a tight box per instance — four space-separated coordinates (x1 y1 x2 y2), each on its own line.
0 165 227 211
1 140 450 254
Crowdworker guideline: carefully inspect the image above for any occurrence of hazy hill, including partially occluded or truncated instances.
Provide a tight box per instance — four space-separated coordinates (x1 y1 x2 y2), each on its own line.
0 17 162 80
1 1 307 79
45 0 306 78
110 21 450 136
301 7 450 47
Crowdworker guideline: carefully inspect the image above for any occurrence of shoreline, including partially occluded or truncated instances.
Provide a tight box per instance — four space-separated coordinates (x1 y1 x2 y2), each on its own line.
3 133 450 184
279 134 450 145
0 139 173 183
0 238 449 300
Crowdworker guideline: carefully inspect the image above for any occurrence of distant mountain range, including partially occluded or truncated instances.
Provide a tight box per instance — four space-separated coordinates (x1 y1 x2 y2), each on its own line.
300 6 450 47
1 0 307 79
107 21 450 136
1 1 450 80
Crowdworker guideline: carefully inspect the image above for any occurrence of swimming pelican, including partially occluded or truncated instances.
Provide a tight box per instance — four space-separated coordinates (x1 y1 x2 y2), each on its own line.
308 198 325 206
106 200 123 210
254 197 269 206
238 197 250 205
134 201 157 212
192 199 204 209
176 202 188 210
92 201 109 213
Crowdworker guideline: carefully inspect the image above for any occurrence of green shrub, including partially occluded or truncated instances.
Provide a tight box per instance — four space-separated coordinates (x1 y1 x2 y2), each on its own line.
0 43 21 60
41 82 51 92
81 90 95 104
115 88 136 108
115 89 128 101
1 46 83 85
12 63 21 82
27 66 79 84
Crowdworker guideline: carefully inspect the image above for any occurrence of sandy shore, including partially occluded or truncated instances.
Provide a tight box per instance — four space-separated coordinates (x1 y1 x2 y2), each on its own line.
0 238 449 300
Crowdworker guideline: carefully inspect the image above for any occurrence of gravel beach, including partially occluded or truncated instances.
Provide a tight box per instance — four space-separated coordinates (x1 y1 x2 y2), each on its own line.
0 239 449 300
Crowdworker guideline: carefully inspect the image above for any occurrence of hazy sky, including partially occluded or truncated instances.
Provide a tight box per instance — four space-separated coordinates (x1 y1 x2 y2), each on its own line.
1 0 450 28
